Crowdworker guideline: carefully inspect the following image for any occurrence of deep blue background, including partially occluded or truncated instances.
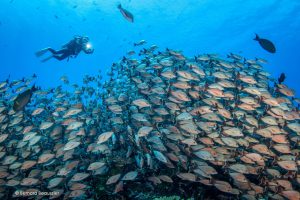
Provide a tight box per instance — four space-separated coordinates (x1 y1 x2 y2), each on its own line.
0 0 299 94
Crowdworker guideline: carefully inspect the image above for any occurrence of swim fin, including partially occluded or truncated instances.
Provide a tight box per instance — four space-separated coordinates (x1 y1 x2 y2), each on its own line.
35 48 50 57
41 55 53 63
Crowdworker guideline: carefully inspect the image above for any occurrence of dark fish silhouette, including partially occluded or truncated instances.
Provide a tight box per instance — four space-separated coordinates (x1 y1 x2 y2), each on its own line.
278 73 286 84
13 85 37 111
254 34 276 53
117 4 134 23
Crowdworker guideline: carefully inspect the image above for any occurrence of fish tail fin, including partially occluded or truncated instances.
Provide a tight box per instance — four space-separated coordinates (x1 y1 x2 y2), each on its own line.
254 33 259 41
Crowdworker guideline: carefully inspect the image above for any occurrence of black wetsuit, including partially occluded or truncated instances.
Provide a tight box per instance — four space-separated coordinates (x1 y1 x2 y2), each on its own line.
48 39 82 61
48 37 93 61
48 48 74 60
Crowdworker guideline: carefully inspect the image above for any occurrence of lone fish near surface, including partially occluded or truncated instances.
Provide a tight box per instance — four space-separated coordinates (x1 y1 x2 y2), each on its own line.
117 4 134 23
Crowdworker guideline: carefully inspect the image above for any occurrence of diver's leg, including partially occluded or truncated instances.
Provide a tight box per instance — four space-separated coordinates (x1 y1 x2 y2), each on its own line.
53 53 69 61
47 48 59 54
54 49 69 54
40 49 69 62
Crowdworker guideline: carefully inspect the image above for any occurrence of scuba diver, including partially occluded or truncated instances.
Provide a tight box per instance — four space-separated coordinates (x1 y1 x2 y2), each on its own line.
35 36 94 62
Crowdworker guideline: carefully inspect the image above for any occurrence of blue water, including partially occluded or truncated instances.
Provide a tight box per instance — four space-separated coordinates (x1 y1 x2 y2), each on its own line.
0 0 300 94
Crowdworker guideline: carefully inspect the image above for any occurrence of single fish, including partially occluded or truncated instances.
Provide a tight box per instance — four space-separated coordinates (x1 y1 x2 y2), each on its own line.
254 34 276 53
13 85 37 111
117 4 134 23
278 73 286 84
134 40 146 46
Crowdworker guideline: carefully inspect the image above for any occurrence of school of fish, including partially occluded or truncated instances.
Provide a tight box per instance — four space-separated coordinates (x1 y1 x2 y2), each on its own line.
0 42 299 199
